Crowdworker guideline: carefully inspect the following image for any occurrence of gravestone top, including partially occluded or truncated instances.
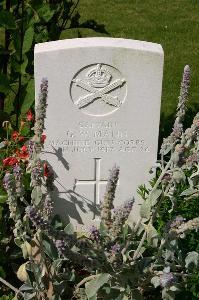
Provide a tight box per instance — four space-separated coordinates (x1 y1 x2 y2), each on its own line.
34 37 164 229
35 37 163 54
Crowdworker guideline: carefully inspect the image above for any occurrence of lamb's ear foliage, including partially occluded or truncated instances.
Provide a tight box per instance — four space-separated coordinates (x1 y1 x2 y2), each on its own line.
2 67 199 299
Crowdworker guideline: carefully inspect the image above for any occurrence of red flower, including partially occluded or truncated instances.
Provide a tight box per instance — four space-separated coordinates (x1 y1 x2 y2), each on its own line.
41 134 46 144
26 110 34 122
21 145 27 152
43 162 51 177
16 145 29 160
12 131 25 142
3 157 18 166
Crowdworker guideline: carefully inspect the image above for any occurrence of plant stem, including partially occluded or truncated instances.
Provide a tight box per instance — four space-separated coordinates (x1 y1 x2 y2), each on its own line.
60 0 79 33
0 0 11 111
0 276 22 295
133 160 172 261
16 0 24 128
76 274 101 289
132 230 147 261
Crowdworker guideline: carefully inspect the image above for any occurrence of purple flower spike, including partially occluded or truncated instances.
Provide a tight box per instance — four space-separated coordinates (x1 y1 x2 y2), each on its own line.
160 272 175 288
89 225 100 242
111 243 121 254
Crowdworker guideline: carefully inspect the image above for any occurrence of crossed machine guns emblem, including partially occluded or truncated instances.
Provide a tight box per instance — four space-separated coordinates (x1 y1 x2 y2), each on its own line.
72 64 126 109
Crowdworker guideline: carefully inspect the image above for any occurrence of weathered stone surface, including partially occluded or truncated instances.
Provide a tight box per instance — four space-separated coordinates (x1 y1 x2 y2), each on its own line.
34 37 164 229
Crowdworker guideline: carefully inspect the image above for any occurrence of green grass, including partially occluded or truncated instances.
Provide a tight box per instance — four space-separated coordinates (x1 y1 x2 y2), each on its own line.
63 0 199 138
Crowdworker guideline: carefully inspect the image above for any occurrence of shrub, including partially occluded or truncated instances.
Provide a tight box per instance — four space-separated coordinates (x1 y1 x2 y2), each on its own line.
0 0 107 127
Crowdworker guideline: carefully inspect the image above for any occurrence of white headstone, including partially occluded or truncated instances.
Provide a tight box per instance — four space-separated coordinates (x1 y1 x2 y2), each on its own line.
34 37 164 228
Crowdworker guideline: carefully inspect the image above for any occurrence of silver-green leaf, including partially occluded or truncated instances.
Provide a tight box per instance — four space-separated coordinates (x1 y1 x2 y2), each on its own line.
85 273 110 299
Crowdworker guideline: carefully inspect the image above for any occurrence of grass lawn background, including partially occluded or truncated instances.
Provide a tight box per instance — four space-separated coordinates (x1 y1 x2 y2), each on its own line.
62 0 199 140
0 0 198 140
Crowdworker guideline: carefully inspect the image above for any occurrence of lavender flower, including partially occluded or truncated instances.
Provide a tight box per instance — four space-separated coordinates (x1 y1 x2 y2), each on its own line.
3 173 19 220
26 206 49 229
12 165 24 197
3 173 15 191
42 194 53 219
111 243 121 254
112 199 134 223
160 272 175 288
160 65 190 155
13 165 22 178
110 199 134 239
176 64 190 120
89 225 100 242
101 165 119 229
27 140 35 158
31 163 43 186
55 239 66 256
121 199 134 219
169 215 186 229
186 153 199 168
34 78 48 140
183 112 199 147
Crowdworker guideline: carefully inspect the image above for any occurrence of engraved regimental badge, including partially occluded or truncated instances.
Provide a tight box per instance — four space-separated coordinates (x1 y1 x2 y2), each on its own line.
70 63 127 116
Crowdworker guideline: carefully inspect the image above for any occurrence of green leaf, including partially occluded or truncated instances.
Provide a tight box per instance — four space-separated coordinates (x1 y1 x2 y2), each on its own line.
51 215 63 229
170 285 180 292
185 251 199 269
17 263 28 282
0 141 6 149
23 292 36 300
52 259 67 270
21 241 32 259
14 237 23 247
37 5 55 22
149 188 162 206
151 276 160 288
172 169 186 184
0 192 7 203
42 235 58 260
140 199 151 220
140 189 162 220
0 11 16 29
31 186 42 205
85 273 110 299
23 27 34 54
0 266 6 278
180 187 196 197
20 283 34 292
122 223 129 239
162 288 175 300
99 221 107 237
64 222 75 235
21 55 29 74
146 223 158 247
20 79 35 113
12 31 21 53
89 296 97 300
0 74 10 94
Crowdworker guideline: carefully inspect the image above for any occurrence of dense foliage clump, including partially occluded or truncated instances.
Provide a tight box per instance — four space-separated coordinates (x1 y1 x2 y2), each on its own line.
0 66 198 299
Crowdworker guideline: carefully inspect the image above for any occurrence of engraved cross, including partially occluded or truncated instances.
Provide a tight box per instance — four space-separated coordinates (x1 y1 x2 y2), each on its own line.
74 158 108 206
